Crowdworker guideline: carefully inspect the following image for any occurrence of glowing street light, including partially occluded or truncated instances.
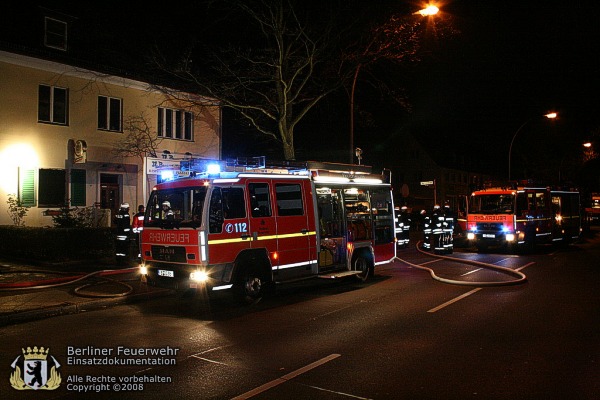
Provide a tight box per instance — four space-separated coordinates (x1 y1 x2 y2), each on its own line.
508 112 558 180
415 5 440 16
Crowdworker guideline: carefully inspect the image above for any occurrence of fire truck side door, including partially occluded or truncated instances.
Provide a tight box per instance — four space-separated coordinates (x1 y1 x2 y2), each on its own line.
247 182 278 269
273 180 315 280
207 186 251 266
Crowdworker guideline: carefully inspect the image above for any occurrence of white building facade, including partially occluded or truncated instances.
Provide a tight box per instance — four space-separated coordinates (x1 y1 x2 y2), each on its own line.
0 50 221 227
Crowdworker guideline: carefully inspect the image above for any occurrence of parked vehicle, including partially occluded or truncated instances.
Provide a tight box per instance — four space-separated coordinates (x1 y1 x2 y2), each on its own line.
466 181 581 252
139 157 396 303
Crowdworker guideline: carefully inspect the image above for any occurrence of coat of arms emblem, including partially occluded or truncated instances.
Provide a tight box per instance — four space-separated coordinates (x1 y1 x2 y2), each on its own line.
10 346 61 390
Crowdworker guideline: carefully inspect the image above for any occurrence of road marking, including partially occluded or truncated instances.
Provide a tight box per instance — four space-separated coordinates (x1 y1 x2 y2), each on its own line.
428 261 536 313
428 288 482 313
516 262 535 271
461 268 482 276
231 354 341 399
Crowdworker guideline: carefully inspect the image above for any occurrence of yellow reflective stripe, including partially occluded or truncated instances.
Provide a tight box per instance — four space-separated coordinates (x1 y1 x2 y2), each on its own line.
207 231 316 245
276 231 316 239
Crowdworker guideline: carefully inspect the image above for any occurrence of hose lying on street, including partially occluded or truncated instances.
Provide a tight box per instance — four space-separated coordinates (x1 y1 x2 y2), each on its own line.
394 241 527 287
0 268 136 297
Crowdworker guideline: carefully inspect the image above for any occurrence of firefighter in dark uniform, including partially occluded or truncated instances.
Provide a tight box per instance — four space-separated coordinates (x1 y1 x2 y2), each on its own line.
132 205 145 259
431 204 445 254
398 206 411 248
443 202 455 254
421 209 432 250
115 203 131 264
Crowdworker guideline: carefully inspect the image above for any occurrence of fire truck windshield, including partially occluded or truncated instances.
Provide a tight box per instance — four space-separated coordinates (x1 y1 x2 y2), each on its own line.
469 194 515 214
144 187 207 229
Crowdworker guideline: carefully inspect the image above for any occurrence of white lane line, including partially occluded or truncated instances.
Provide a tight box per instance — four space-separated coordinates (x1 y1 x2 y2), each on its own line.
461 268 482 276
231 354 341 400
428 288 482 313
429 262 536 313
516 262 535 271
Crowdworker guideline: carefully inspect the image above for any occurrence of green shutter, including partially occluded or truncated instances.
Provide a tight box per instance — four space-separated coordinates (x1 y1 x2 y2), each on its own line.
70 169 86 206
19 169 36 207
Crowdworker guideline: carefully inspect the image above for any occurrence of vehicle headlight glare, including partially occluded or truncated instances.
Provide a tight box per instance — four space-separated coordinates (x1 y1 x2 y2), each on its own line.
190 270 209 282
506 233 515 242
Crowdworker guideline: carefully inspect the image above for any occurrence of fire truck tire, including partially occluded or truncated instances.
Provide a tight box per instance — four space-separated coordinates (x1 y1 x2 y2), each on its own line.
353 253 373 283
233 265 268 305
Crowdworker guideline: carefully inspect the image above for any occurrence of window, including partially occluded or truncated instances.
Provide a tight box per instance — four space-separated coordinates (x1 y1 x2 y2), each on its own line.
38 85 68 125
45 17 67 51
98 96 122 132
249 183 272 217
275 184 304 216
158 107 193 140
39 169 66 207
222 188 246 219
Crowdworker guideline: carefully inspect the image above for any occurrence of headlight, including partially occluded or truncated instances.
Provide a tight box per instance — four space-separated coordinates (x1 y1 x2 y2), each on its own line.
190 270 209 282
467 232 475 240
139 265 148 275
505 233 515 242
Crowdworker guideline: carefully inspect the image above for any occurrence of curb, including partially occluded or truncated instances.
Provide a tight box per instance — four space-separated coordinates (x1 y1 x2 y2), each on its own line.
0 287 173 327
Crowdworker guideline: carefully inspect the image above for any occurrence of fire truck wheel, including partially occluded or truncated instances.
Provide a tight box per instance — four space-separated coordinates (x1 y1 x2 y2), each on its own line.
233 265 266 305
353 254 373 283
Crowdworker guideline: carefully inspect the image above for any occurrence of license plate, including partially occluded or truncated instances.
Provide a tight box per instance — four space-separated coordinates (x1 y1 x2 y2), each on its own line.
158 269 174 277
483 234 495 238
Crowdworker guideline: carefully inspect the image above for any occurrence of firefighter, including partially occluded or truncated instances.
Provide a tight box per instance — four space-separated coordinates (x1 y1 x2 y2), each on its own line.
161 201 174 220
443 202 455 253
132 205 145 259
115 203 131 264
421 209 432 250
431 204 445 254
398 206 411 248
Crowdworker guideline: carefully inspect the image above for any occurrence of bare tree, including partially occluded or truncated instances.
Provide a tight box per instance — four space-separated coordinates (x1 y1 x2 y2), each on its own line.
343 10 458 162
152 0 345 161
113 113 162 162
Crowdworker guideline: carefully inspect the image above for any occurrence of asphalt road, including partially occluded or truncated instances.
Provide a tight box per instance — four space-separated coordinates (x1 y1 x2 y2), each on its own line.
1 234 598 399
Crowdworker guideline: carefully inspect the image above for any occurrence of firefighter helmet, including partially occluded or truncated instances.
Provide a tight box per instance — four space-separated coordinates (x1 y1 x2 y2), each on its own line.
433 204 440 210
162 201 171 208
120 203 129 209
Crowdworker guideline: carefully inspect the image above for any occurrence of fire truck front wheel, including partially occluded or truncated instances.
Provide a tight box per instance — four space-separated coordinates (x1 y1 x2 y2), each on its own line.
233 265 269 305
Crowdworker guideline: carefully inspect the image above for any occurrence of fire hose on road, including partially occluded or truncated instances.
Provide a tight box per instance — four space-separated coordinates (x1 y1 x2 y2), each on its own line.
394 241 528 287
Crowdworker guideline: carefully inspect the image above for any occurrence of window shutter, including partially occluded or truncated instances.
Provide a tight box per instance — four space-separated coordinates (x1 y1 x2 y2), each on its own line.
70 169 86 206
20 169 36 207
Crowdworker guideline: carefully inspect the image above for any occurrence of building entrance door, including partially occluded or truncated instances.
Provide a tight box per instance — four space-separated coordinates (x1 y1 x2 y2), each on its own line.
100 174 120 225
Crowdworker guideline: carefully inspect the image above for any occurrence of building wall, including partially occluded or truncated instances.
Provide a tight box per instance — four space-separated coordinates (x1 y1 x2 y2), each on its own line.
0 51 221 227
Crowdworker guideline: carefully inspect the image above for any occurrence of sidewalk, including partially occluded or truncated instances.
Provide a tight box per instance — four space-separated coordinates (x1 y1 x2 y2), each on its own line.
0 258 173 327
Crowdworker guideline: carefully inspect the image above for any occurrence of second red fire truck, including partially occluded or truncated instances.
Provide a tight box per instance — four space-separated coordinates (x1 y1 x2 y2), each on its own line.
466 182 581 252
139 157 396 303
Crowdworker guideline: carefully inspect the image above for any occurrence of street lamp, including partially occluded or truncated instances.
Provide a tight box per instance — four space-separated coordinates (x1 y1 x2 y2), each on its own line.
508 112 557 180
349 4 439 163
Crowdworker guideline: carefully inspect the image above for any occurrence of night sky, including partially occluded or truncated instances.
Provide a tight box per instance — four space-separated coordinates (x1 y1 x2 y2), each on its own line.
376 0 600 176
223 0 600 181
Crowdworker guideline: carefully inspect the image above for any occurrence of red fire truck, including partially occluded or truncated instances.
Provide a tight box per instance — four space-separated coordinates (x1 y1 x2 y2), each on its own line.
466 182 581 252
139 157 396 303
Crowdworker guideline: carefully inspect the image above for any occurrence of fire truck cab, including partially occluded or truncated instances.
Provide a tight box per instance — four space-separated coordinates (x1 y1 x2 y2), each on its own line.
466 182 580 252
139 157 396 303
